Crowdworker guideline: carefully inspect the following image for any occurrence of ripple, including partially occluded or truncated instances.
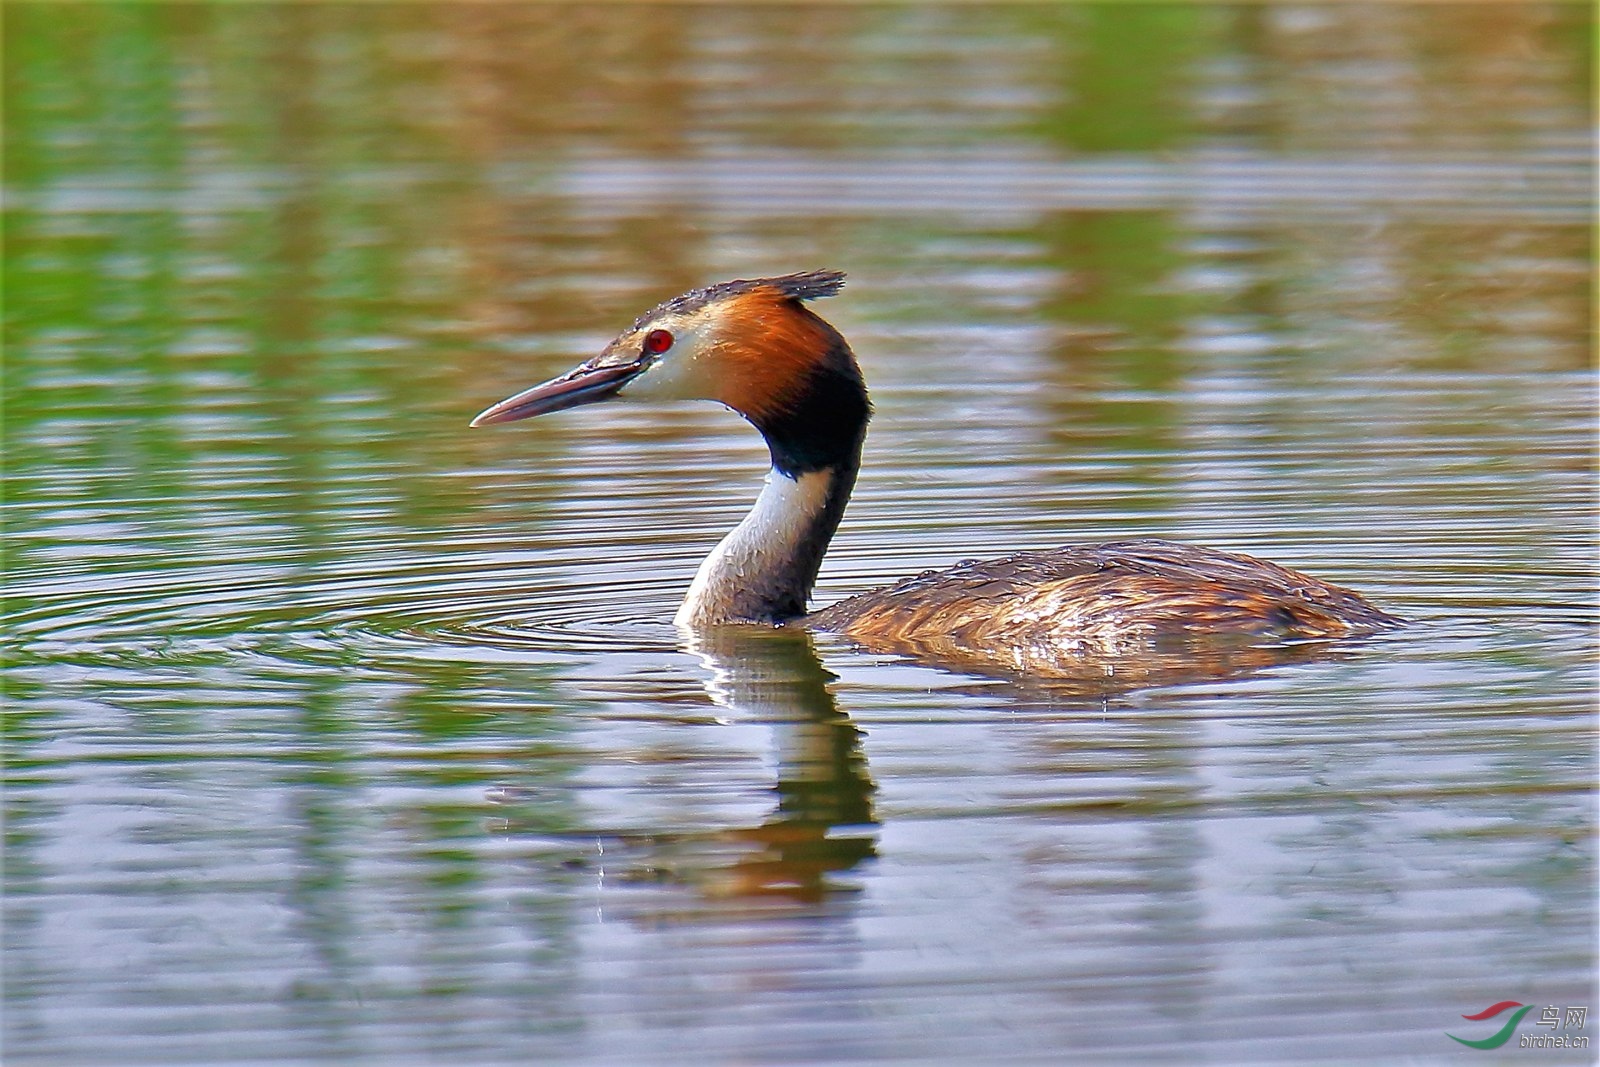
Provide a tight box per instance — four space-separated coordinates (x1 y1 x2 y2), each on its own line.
5 548 693 674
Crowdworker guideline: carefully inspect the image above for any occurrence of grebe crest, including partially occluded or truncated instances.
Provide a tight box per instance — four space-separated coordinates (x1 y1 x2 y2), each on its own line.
472 271 1401 680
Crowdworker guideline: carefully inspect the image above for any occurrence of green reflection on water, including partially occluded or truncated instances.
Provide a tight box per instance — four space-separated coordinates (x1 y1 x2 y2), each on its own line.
1030 4 1219 152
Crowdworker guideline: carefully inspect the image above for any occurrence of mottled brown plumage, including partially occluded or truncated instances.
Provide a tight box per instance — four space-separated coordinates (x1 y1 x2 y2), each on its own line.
473 271 1403 686
805 539 1400 680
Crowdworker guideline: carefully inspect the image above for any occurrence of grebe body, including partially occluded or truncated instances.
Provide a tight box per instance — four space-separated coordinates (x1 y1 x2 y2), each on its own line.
806 539 1398 660
472 271 1400 674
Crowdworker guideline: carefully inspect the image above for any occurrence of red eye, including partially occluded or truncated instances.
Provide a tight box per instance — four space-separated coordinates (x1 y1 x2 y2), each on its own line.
643 329 674 355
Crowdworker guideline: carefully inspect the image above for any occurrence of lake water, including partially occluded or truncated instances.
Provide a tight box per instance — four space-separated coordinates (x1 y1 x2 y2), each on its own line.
4 5 1595 1064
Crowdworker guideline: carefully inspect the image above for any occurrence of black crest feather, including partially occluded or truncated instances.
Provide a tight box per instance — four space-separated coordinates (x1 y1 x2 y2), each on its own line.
634 270 847 328
766 269 847 302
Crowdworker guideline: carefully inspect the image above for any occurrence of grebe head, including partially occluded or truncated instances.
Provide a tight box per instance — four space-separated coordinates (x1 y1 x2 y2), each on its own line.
472 270 872 626
471 269 868 476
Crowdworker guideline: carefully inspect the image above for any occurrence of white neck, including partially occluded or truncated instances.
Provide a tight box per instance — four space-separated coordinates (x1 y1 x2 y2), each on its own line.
675 467 847 627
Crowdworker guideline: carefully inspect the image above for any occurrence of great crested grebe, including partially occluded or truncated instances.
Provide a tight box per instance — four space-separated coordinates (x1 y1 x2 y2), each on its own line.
472 271 1401 673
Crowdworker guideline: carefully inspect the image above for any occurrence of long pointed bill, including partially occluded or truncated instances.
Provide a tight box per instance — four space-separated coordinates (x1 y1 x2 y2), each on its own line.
470 360 646 427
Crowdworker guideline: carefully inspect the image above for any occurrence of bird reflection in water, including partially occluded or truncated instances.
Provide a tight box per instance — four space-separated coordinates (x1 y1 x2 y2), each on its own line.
491 627 876 907
685 626 876 902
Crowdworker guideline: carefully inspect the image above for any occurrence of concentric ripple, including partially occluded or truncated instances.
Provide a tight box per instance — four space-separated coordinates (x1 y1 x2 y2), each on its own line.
5 538 696 674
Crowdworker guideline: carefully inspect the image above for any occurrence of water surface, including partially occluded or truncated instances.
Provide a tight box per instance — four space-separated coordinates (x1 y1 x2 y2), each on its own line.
4 5 1595 1064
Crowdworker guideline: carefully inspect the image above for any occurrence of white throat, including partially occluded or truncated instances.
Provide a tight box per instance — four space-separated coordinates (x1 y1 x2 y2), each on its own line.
676 467 839 628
